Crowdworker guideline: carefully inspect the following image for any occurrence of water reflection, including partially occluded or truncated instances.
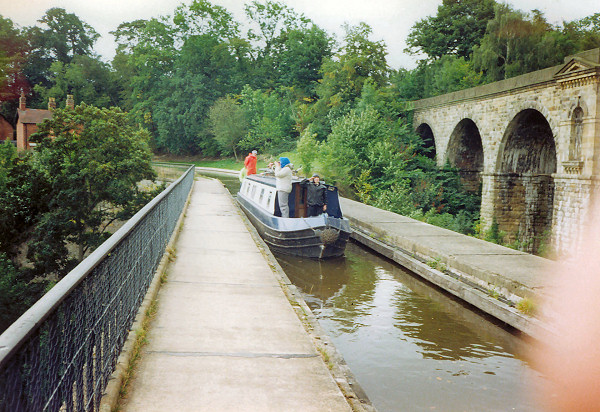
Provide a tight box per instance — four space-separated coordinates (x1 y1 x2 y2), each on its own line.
207 171 546 412
276 256 349 302
277 243 546 412
198 171 241 194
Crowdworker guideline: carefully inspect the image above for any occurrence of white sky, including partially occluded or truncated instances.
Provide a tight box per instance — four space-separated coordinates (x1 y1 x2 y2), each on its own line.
1 0 599 69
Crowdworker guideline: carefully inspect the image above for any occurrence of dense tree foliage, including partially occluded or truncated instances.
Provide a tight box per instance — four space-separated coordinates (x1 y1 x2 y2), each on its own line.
0 105 158 332
472 5 562 81
33 55 120 107
28 104 157 275
403 2 600 98
1 0 599 330
0 16 28 102
0 142 51 259
23 8 103 107
406 0 496 60
208 96 248 159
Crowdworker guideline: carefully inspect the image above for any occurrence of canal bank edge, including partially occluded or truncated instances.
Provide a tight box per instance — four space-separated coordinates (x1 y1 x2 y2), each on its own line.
197 167 553 341
221 179 376 412
339 197 554 341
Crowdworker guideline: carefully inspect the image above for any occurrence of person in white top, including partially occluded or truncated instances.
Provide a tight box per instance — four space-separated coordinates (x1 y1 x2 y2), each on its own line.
272 157 293 218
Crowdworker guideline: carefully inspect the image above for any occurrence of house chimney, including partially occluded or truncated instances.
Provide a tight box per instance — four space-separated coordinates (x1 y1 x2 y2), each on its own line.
19 92 26 111
66 95 74 109
48 97 56 110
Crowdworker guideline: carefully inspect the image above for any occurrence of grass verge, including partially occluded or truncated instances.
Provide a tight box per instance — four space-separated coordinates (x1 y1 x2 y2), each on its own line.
114 299 159 411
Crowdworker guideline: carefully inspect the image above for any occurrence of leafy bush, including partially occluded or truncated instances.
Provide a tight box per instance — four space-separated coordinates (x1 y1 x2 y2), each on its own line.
0 254 27 332
372 180 418 216
296 126 320 176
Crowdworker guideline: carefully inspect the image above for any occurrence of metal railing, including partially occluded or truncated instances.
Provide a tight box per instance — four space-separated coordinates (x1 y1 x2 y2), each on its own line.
0 165 195 412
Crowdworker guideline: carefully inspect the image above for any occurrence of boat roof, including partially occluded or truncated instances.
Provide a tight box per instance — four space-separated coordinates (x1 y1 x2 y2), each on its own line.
246 174 304 188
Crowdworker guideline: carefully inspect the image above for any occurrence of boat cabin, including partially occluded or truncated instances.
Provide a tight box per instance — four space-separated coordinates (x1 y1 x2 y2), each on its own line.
240 175 343 218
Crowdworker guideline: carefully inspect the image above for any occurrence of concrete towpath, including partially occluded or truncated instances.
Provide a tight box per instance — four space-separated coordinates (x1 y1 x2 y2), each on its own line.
121 178 354 411
339 197 555 338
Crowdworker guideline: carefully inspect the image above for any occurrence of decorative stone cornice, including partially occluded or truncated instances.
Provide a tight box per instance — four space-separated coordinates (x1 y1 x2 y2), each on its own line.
562 160 584 174
556 70 600 89
554 56 600 89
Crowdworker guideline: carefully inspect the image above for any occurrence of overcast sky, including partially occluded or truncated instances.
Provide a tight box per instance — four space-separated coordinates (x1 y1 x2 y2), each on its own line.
1 0 599 69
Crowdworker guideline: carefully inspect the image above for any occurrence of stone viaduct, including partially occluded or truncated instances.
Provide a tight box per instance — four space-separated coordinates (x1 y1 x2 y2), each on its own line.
413 48 600 257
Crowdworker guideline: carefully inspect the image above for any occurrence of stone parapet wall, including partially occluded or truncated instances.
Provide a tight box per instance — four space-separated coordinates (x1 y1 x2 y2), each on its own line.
414 49 600 111
413 48 600 257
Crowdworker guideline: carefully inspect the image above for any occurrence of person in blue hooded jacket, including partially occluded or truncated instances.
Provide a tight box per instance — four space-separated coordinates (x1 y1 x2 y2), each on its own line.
273 157 292 217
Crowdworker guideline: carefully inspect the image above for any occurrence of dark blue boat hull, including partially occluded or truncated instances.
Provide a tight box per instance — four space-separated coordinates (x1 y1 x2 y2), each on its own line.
237 194 351 259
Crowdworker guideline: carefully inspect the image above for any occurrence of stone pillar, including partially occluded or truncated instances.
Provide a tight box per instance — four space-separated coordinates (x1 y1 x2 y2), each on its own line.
481 172 555 254
479 173 496 232
66 95 74 109
552 174 595 258
48 97 56 110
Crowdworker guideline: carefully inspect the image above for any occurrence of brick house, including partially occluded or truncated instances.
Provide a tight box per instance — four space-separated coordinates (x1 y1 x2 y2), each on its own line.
0 114 13 142
15 93 74 150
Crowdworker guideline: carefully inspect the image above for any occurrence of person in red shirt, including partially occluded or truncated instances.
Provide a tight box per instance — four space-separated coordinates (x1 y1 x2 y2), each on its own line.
244 150 257 175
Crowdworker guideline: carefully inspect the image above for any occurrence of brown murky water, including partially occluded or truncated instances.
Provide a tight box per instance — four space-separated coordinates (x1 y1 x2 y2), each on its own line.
276 244 547 412
209 171 548 412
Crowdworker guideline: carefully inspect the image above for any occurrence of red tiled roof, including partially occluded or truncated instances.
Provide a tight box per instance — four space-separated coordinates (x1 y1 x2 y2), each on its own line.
18 109 53 124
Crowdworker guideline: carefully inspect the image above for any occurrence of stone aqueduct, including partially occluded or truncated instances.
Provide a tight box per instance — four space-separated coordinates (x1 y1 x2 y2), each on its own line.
413 48 600 256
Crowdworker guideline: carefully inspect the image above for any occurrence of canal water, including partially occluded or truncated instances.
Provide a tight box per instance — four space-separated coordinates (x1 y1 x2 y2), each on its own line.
206 171 548 412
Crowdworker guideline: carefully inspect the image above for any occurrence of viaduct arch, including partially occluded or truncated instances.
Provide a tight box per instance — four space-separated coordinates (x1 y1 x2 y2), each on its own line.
413 48 600 257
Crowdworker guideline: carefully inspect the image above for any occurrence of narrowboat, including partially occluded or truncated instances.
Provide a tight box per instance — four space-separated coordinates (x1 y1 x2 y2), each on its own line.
237 173 351 259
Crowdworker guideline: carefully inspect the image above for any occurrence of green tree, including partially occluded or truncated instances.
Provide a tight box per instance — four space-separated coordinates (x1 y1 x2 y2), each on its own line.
33 55 120 108
245 0 310 59
35 7 99 61
0 252 39 333
557 13 600 55
244 0 312 87
274 25 333 96
472 5 566 81
112 2 251 155
208 96 248 159
173 0 241 42
0 141 51 259
295 125 320 175
425 55 483 96
317 22 389 105
319 106 393 192
0 15 28 105
312 22 389 139
239 85 295 153
23 8 99 102
28 104 156 276
406 0 496 60
111 17 176 130
0 142 51 333
152 33 243 155
390 65 427 101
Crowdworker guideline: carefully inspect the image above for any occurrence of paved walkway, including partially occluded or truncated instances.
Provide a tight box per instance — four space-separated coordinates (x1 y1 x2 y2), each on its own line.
122 178 352 411
339 197 553 301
